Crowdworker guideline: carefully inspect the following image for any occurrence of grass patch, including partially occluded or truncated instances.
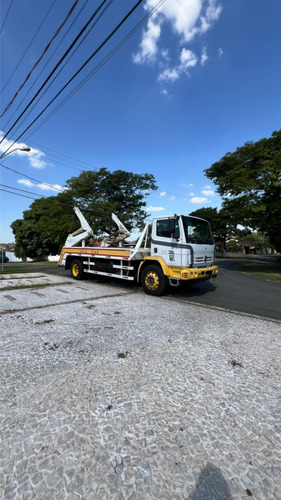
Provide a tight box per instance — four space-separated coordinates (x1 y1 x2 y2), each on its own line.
0 267 41 275
236 263 281 282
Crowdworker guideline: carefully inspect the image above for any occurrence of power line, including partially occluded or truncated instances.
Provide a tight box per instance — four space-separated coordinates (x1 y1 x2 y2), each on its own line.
1 0 149 156
0 0 111 148
0 0 14 35
0 0 79 118
29 140 99 169
1 0 56 93
24 0 166 139
0 162 64 192
7 0 114 141
0 188 39 200
3 0 90 130
14 0 115 136
0 183 44 197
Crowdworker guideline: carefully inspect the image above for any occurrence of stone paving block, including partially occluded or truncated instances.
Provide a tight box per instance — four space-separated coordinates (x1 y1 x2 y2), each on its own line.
0 274 280 498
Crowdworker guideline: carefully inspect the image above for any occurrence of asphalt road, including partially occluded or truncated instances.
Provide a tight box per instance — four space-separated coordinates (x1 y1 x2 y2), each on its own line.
173 258 281 322
5 257 281 322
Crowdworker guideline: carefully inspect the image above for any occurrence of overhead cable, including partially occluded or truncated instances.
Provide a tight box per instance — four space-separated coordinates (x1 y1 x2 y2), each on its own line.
0 188 39 200
0 0 14 35
0 0 111 147
1 0 56 93
0 0 79 118
0 162 64 192
0 183 44 197
7 0 114 139
1 0 145 155
25 0 166 138
29 140 97 170
4 0 90 130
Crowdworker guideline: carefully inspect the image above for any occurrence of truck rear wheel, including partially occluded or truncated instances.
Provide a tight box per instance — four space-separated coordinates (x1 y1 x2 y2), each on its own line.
141 265 169 296
71 259 84 280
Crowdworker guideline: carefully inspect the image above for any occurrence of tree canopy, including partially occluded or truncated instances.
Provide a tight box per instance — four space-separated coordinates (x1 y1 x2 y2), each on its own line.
189 207 228 243
11 168 157 258
204 130 281 252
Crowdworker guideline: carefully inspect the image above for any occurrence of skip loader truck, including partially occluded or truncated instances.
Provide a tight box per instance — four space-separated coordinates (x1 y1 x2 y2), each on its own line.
58 207 218 296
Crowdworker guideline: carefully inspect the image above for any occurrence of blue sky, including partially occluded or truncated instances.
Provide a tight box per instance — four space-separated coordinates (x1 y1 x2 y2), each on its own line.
0 0 280 242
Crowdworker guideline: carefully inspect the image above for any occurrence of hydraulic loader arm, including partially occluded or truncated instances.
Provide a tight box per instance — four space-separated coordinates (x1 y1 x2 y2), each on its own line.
100 213 131 247
64 206 93 247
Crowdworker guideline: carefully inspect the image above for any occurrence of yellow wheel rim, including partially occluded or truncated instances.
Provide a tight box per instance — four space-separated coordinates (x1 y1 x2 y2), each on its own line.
145 271 159 291
72 263 79 277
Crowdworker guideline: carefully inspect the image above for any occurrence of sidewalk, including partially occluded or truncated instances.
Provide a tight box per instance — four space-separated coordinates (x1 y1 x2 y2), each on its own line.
1 274 280 499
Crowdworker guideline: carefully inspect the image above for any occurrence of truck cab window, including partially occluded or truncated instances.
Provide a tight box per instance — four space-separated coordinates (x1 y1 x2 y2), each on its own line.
156 219 179 239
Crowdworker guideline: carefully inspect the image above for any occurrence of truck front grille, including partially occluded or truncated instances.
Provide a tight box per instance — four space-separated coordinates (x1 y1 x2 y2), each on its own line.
194 256 214 266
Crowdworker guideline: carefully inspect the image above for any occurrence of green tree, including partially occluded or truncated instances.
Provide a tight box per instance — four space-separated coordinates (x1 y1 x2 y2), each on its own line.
189 207 228 242
65 168 157 235
11 168 157 258
11 192 76 259
204 130 281 252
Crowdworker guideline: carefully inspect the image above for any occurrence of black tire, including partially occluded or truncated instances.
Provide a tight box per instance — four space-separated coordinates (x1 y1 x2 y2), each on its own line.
141 265 169 296
70 259 84 280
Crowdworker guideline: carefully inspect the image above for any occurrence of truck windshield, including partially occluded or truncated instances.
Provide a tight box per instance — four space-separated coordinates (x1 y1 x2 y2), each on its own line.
182 216 214 245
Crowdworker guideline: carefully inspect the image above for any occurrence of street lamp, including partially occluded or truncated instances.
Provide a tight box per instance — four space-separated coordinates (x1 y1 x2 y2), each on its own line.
0 146 31 160
0 145 31 271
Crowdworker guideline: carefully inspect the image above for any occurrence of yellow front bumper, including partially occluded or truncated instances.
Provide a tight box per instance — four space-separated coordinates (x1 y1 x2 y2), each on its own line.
179 265 218 280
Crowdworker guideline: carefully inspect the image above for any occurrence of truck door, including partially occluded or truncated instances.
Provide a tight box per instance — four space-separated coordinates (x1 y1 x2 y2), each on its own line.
152 218 182 267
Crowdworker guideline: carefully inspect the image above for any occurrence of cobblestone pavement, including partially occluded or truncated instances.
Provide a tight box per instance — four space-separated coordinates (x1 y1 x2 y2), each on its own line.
1 274 281 499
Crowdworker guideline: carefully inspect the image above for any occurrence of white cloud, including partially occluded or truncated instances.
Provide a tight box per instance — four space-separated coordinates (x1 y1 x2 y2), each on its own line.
201 46 208 65
160 88 172 98
132 17 162 64
218 47 223 56
28 149 47 169
158 67 181 82
159 191 166 196
180 48 197 67
17 178 64 192
37 183 63 192
133 0 222 81
158 48 197 82
17 179 34 187
0 131 47 169
147 205 165 212
200 0 222 33
190 196 208 204
161 49 169 60
201 189 214 196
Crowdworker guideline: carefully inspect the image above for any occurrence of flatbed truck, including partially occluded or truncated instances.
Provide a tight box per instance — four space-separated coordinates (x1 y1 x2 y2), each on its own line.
58 207 218 295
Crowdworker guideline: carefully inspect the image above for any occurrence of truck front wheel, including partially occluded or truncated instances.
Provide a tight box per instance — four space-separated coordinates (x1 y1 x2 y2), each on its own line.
141 265 169 296
71 259 84 280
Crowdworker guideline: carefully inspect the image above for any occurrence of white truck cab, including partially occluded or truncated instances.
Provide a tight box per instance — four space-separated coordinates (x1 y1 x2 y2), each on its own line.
151 215 215 269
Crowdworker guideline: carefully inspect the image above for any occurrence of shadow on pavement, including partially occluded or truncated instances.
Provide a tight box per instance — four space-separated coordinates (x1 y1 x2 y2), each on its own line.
188 463 234 500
